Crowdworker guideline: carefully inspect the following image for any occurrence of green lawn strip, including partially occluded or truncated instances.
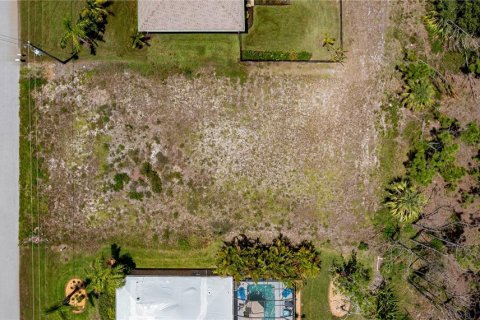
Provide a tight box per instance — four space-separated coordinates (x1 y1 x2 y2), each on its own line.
19 73 48 240
302 250 339 320
122 242 221 268
241 0 340 60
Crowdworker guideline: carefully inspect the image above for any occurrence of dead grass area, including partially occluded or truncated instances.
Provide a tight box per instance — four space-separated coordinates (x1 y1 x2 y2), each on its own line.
27 0 391 250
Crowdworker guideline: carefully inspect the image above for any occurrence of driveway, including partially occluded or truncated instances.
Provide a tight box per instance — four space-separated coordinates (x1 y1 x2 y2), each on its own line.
0 0 20 319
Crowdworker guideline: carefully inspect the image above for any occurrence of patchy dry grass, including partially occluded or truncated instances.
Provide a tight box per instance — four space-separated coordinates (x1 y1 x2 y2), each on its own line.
22 1 392 250
32 64 382 247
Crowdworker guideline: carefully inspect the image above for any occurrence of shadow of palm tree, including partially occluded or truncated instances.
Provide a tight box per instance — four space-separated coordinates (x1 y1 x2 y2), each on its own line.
110 243 136 274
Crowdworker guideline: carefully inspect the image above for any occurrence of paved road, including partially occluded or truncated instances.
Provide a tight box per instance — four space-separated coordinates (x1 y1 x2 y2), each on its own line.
0 0 20 319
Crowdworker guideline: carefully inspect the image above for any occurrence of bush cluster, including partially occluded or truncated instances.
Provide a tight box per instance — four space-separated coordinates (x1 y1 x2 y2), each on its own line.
331 251 409 319
398 59 436 112
111 172 130 191
461 122 480 145
424 0 480 76
407 130 465 186
140 162 162 193
215 234 321 287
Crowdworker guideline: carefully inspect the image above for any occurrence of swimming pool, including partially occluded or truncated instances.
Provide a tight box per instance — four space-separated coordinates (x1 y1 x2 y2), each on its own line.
247 284 275 319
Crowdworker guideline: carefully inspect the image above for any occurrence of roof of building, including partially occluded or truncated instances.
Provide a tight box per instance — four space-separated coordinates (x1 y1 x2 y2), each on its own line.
138 0 246 32
116 275 234 320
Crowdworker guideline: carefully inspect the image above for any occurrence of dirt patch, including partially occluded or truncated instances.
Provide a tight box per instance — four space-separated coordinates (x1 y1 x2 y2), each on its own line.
328 280 350 318
295 290 302 319
65 278 87 313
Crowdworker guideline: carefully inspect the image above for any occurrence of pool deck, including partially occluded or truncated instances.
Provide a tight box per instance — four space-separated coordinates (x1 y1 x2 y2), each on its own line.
235 281 295 319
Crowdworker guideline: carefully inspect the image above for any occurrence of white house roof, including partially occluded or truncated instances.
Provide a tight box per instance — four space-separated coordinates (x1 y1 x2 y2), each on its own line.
138 0 246 32
116 275 234 320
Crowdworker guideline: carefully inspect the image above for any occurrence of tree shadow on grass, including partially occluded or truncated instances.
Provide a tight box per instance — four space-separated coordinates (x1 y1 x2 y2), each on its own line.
110 243 136 274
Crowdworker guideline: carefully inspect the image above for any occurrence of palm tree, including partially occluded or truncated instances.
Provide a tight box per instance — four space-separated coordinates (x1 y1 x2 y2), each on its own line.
131 32 151 49
60 18 89 54
215 234 321 288
85 257 125 296
385 180 426 222
401 79 436 112
80 0 109 24
373 281 402 320
322 33 336 47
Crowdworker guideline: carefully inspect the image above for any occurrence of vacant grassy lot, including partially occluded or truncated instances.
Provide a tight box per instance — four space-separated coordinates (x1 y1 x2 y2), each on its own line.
241 0 341 60
20 0 242 77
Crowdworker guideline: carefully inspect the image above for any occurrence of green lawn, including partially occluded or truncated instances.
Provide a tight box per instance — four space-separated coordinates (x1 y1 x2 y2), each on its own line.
241 0 341 60
302 250 339 320
20 245 97 320
302 249 367 320
19 0 242 77
20 242 219 319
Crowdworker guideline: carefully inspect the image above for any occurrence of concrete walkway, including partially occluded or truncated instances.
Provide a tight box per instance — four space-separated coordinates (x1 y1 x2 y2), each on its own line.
0 0 20 319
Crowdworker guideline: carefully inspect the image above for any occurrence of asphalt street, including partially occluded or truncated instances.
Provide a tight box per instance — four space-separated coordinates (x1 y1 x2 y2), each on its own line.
0 0 20 319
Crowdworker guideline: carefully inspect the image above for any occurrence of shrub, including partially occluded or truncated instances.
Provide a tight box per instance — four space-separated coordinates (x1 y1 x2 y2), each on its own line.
407 131 464 185
331 251 373 313
332 254 408 319
461 122 480 145
112 172 130 191
358 241 369 251
373 208 401 241
98 292 115 320
128 190 143 200
427 0 480 38
385 180 426 222
467 55 480 76
241 50 312 61
398 61 436 112
455 245 480 272
297 51 313 61
140 162 162 193
371 281 409 320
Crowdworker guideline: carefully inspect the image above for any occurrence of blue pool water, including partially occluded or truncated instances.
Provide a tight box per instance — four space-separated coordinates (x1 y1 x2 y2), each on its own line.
247 284 275 319
237 286 246 301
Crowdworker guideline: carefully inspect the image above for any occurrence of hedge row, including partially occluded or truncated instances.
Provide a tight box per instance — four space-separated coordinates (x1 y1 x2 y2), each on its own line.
254 0 292 5
241 50 312 61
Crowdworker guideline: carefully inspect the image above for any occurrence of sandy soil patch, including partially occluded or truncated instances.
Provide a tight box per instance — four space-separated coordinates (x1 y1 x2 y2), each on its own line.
65 278 87 313
328 280 350 317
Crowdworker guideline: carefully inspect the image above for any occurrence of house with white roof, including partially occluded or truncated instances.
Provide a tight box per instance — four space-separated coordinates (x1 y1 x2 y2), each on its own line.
115 269 295 320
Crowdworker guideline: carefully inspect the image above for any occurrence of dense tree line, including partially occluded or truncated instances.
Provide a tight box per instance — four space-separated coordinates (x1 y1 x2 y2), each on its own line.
215 234 321 288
